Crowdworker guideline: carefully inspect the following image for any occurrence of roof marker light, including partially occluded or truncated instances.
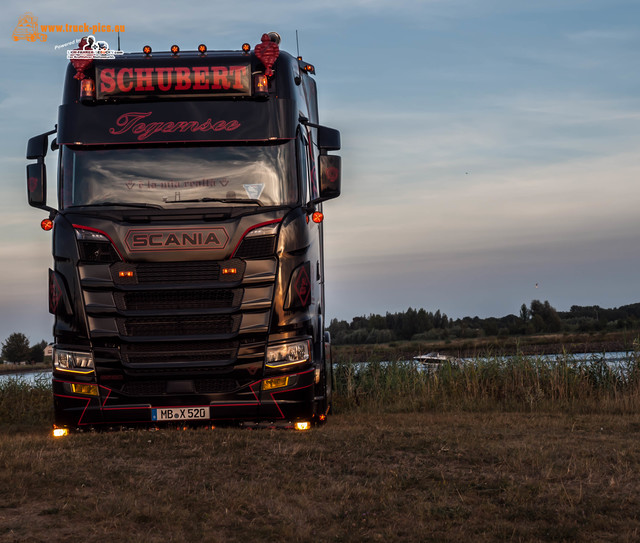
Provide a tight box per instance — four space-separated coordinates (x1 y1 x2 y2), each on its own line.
242 43 250 53
143 45 152 55
198 43 207 54
170 44 180 55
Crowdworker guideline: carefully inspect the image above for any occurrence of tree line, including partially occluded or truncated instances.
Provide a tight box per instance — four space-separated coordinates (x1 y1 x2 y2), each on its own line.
1 333 48 364
328 300 640 345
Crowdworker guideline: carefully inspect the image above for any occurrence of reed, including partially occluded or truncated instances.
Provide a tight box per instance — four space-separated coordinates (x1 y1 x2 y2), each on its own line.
333 351 640 415
0 374 52 428
3 351 640 433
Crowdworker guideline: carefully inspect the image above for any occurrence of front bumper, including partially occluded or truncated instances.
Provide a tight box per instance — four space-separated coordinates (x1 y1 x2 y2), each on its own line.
52 366 316 429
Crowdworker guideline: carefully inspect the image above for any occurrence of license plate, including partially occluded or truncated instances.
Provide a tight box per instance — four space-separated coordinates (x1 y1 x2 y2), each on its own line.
151 407 209 421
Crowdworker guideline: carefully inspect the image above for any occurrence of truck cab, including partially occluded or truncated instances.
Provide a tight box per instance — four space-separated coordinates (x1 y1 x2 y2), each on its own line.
26 33 341 431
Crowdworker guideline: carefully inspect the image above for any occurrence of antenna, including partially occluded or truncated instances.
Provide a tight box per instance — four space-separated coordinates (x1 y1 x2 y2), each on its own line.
117 30 120 50
296 30 300 58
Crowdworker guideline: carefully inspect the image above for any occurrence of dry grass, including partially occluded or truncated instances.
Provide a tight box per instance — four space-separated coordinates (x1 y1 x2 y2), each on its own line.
1 413 640 542
3 357 640 541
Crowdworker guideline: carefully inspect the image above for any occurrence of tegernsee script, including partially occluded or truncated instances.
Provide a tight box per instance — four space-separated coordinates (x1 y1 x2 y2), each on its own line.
96 64 250 99
109 111 241 141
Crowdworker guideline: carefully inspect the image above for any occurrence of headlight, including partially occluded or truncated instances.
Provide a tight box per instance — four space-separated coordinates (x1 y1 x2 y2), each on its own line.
53 349 94 373
266 340 310 369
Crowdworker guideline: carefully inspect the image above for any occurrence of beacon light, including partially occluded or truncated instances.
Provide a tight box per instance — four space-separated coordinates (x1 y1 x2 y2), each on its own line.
253 74 268 96
41 218 53 231
80 78 95 100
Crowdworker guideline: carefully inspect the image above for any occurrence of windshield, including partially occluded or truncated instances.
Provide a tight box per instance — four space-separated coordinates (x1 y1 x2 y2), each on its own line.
61 142 297 209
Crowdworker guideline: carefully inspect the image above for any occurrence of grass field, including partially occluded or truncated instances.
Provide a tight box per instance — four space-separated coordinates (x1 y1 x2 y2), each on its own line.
2 355 640 542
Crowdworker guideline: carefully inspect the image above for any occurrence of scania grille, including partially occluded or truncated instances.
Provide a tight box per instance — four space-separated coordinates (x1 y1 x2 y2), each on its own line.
118 315 241 337
116 378 239 396
117 261 221 283
114 289 242 311
121 340 238 365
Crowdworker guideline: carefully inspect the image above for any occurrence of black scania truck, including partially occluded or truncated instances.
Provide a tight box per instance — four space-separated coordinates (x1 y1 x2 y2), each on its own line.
26 32 341 433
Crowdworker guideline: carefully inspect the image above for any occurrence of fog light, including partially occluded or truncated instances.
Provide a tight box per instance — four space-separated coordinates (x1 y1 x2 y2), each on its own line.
295 421 310 431
263 376 289 391
71 383 99 396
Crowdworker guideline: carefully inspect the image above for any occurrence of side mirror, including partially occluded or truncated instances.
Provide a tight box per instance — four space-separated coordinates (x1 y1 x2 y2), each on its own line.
317 155 341 202
27 162 47 209
26 129 56 212
26 133 50 160
317 126 341 153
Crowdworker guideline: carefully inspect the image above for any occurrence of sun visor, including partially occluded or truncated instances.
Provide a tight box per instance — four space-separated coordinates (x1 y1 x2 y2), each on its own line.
57 99 296 145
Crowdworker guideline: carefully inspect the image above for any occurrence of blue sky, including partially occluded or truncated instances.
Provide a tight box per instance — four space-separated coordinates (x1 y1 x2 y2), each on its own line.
1 0 640 343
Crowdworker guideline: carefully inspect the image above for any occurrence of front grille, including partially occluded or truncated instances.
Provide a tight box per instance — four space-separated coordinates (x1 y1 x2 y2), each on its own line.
114 290 241 311
121 340 238 365
135 261 220 283
235 236 277 259
120 378 238 396
120 315 240 337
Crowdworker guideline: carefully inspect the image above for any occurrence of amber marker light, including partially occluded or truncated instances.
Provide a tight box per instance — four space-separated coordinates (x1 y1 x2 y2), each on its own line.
242 43 251 53
198 43 207 54
171 44 180 55
143 45 152 55
221 267 238 275
118 271 134 278
41 218 53 231
312 211 324 223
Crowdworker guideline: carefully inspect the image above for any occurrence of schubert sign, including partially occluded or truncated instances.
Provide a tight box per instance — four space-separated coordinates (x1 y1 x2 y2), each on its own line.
96 64 251 99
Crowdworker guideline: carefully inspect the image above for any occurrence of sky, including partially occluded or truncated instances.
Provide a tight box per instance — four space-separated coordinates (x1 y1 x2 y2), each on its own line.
1 0 640 344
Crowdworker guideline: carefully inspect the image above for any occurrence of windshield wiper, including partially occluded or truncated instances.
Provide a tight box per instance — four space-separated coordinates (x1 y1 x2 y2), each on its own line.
68 202 164 209
166 198 263 206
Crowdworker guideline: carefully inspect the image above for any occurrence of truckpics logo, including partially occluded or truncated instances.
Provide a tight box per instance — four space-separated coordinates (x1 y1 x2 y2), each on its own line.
13 13 46 42
125 227 229 252
12 13 125 44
